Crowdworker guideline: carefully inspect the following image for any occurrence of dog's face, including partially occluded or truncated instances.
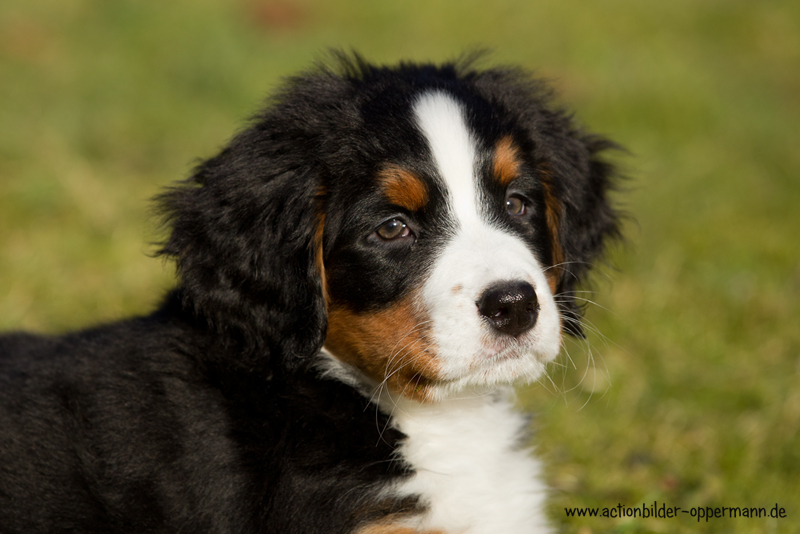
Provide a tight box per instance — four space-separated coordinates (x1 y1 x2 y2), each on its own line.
323 91 564 401
159 57 620 402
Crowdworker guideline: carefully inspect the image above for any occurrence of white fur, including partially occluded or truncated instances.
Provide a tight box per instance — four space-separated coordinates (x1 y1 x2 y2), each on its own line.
317 354 552 533
321 91 562 534
384 389 551 534
412 91 562 400
413 92 479 222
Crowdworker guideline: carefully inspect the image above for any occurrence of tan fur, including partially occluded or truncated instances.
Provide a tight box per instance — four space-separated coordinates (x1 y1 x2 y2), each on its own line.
356 524 444 534
314 211 328 304
325 293 440 402
494 136 563 293
379 165 429 212
493 135 521 187
539 167 564 293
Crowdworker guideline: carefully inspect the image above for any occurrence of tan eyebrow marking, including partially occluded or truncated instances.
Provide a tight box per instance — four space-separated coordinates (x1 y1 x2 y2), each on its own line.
493 135 522 186
378 164 429 212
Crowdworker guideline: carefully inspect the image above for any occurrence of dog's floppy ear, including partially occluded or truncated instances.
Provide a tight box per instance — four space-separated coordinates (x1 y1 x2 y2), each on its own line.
157 103 333 370
548 134 622 338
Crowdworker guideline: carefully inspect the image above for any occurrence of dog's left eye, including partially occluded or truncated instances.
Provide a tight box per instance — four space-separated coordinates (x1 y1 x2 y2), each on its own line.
376 218 413 241
506 194 528 216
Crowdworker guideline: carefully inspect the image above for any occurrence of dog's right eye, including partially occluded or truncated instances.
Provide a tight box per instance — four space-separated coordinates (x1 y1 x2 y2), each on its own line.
376 218 413 241
506 193 530 217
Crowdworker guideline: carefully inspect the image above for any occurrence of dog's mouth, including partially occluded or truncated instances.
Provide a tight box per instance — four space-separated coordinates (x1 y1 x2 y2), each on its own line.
477 328 556 361
480 336 523 359
323 336 552 403
415 338 552 390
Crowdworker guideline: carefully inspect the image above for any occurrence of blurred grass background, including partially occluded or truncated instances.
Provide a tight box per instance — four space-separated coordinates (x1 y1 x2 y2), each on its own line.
1 0 798 532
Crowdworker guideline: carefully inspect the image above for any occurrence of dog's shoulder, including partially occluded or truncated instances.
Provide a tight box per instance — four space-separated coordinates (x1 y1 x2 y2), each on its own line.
0 302 243 531
0 298 415 533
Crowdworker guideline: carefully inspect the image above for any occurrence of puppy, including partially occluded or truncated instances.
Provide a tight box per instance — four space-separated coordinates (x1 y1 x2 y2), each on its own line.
0 55 621 533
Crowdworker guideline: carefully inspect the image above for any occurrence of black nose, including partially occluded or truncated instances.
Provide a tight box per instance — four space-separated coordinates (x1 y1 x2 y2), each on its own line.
477 281 539 337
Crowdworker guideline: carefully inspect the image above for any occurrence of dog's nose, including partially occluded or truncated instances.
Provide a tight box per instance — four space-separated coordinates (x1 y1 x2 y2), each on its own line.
477 281 539 337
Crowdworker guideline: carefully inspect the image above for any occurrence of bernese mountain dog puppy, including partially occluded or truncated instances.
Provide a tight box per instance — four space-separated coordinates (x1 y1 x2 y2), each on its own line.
0 55 621 533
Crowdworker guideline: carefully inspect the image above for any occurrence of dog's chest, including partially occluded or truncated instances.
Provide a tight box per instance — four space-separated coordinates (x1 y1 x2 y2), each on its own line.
387 392 551 534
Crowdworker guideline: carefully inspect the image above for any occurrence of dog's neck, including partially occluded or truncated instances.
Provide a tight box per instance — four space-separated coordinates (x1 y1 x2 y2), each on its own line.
317 349 551 534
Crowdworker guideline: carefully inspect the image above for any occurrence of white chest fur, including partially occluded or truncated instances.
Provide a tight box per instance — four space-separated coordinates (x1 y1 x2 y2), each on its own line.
385 390 552 534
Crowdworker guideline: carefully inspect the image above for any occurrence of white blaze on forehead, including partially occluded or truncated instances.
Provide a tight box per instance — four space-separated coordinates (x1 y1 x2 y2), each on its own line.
412 91 480 225
411 90 562 395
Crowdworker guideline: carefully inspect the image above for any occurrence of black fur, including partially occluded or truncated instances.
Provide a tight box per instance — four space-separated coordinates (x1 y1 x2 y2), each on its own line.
0 54 620 533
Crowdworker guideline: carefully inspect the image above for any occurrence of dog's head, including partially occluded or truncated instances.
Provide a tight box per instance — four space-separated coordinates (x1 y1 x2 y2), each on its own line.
159 56 621 401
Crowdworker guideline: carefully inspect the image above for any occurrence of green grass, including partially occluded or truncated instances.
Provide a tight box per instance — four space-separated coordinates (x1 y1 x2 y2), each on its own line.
1 1 799 532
